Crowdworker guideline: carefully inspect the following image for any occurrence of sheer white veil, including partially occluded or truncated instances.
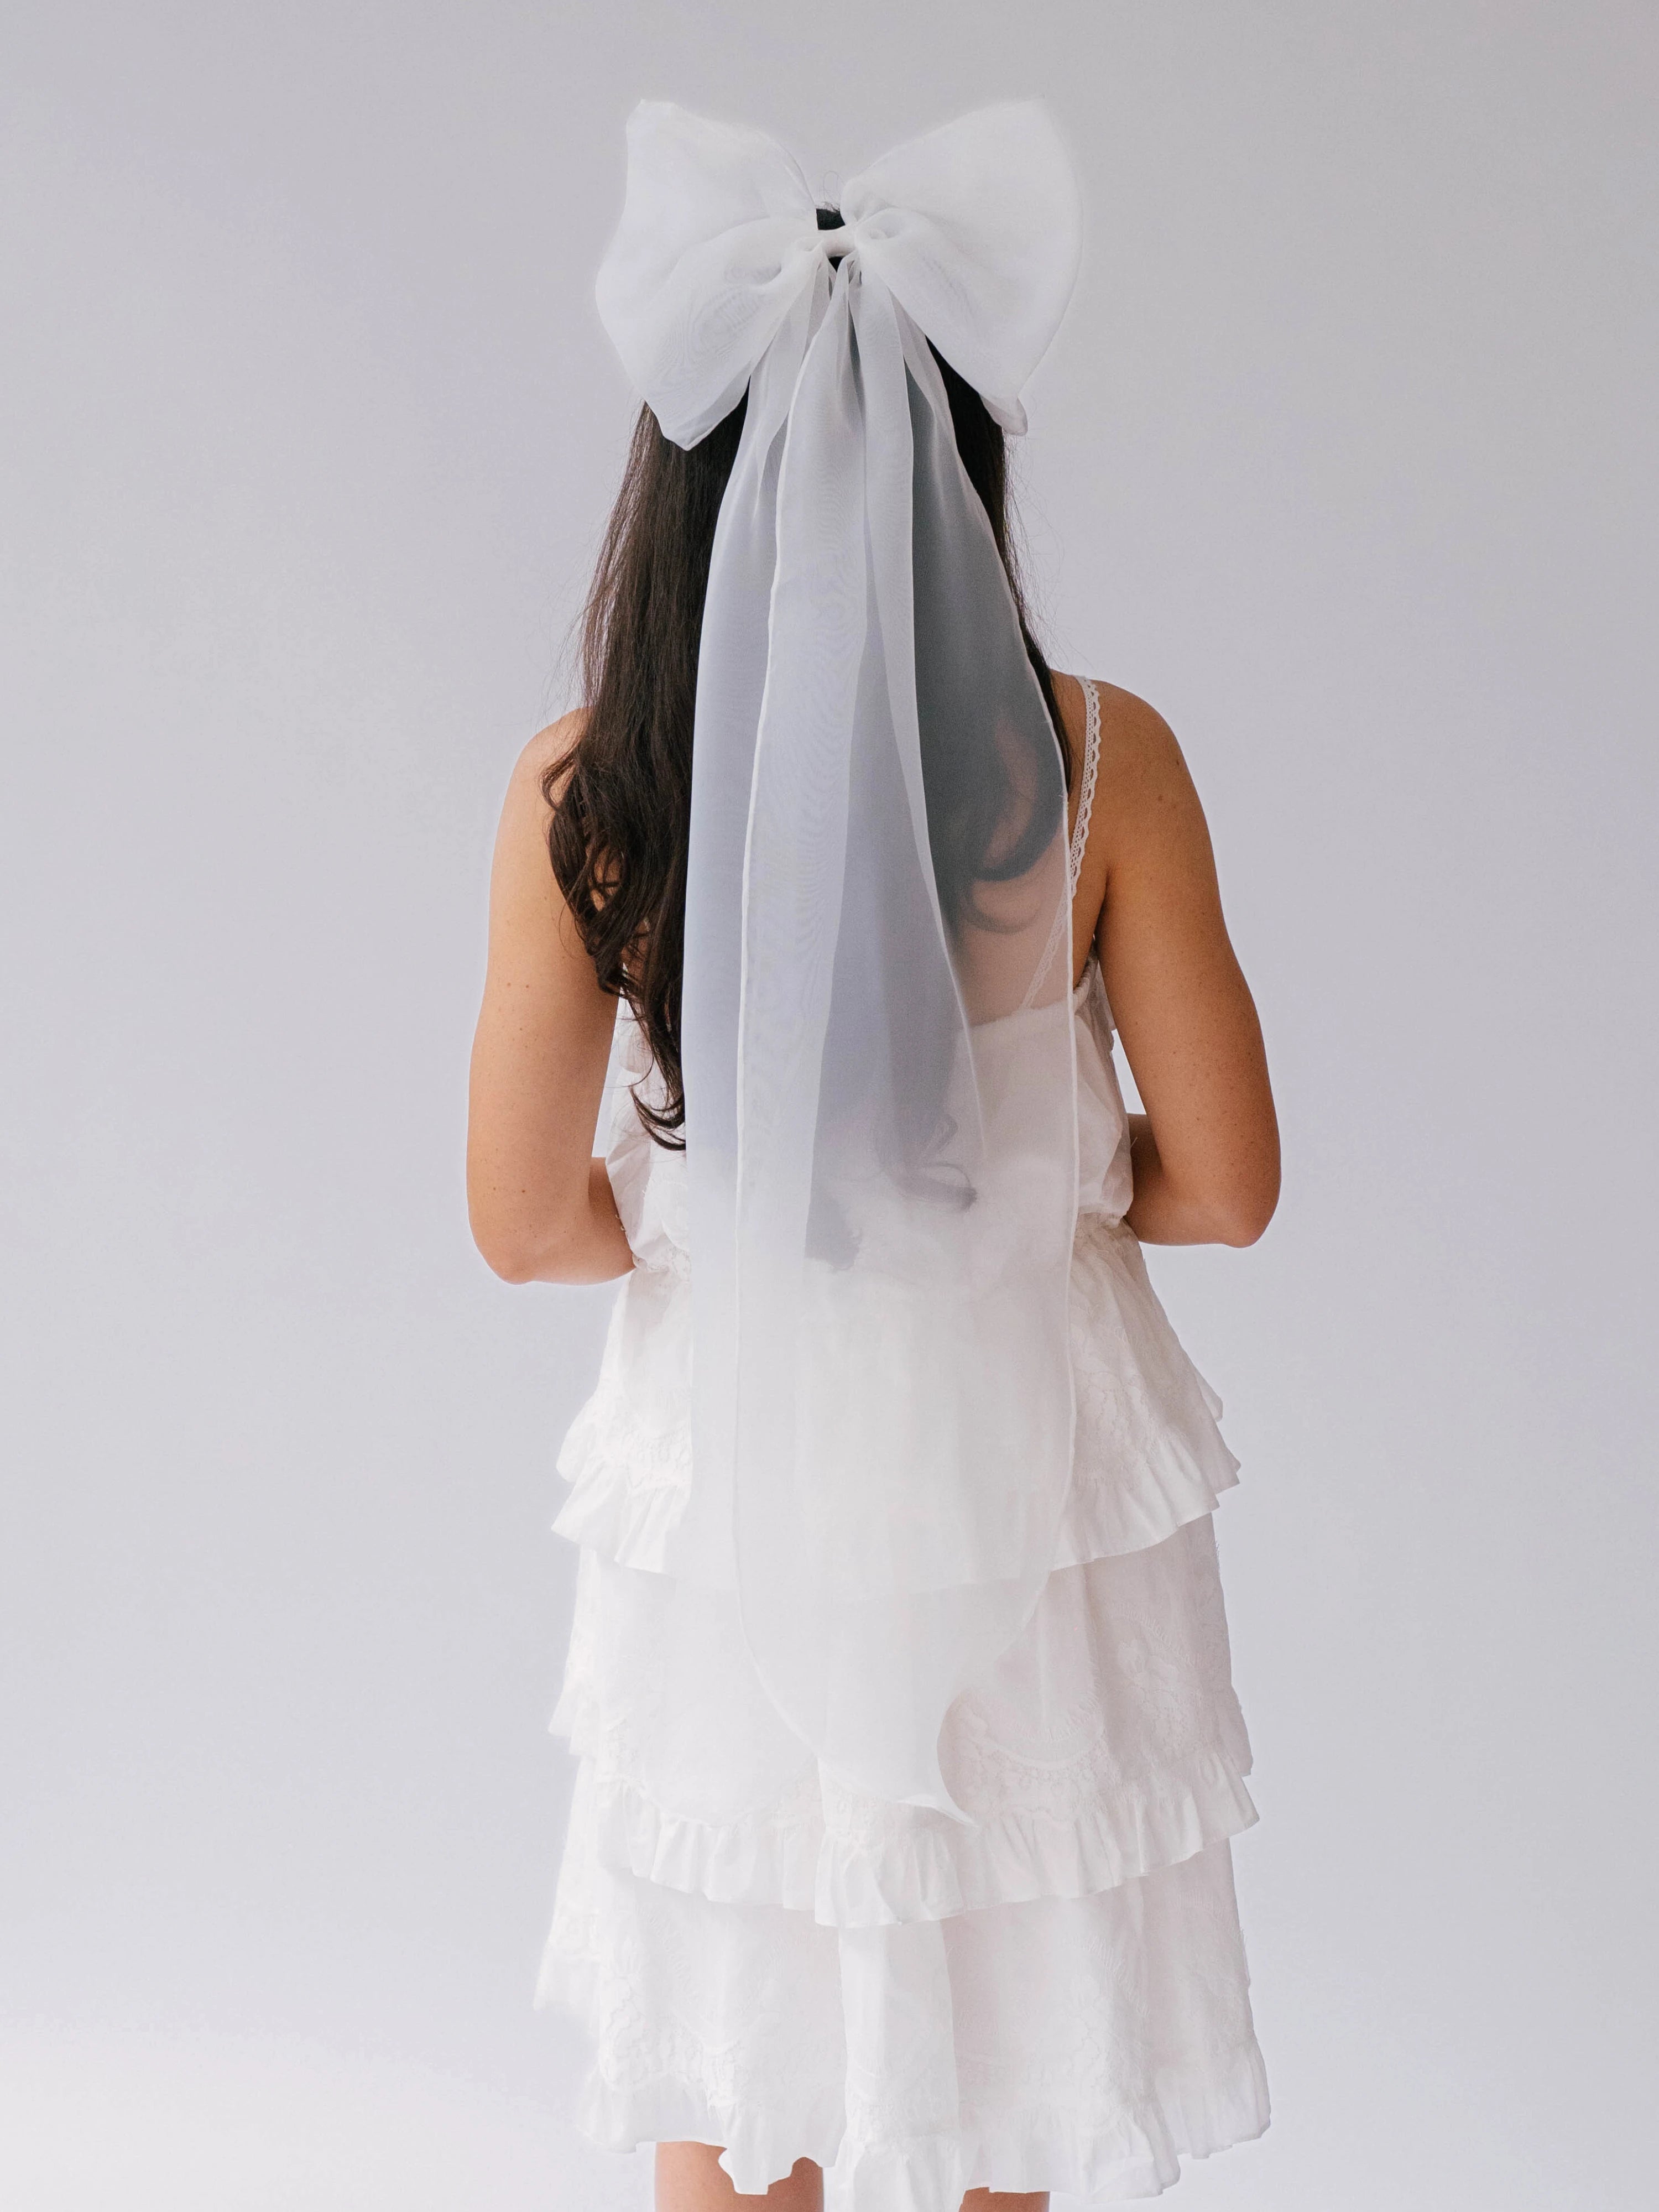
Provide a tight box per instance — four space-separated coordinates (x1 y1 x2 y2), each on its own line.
594 99 1084 1819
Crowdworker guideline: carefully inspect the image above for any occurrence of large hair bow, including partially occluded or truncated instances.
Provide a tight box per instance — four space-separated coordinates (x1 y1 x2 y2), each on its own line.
594 101 1085 1821
598 98 1081 445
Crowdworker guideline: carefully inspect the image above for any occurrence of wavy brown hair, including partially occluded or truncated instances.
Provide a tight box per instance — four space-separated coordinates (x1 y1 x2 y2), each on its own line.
547 220 1064 1147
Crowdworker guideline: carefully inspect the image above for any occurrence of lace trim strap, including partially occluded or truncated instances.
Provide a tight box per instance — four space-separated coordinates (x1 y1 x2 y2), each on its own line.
1068 675 1102 892
1019 677 1103 1013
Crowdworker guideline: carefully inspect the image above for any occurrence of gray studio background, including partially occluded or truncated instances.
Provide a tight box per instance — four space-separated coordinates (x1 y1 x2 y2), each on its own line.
3 5 1655 2208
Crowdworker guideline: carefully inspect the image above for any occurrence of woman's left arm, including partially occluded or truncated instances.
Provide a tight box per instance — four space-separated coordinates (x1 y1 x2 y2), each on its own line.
467 718 634 1285
1091 686 1281 1248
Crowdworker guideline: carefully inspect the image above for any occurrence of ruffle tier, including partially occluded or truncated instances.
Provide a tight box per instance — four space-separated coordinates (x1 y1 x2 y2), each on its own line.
572 1744 1258 1929
555 1213 1240 1583
541 1776 1269 2208
551 1519 1256 1930
561 2058 1271 2211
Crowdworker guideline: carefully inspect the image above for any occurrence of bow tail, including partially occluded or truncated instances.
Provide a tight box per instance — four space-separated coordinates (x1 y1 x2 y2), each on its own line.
676 268 827 1595
725 267 975 1808
699 265 1080 1822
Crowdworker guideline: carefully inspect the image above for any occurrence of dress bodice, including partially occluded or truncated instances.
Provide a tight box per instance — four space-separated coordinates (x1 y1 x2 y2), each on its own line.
603 957 1133 1283
606 673 1131 1276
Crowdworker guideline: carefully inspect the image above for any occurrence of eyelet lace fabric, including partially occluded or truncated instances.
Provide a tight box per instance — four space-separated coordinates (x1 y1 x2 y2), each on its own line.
538 838 1270 2206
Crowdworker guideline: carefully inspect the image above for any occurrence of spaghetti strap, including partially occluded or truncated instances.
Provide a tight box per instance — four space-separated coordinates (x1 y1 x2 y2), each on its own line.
1018 676 1105 1014
1067 674 1102 892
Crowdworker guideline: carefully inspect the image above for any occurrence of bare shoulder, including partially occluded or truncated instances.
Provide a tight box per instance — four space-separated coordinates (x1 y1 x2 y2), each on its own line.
1049 673 1211 926
493 709 587 877
1052 672 1186 788
505 707 587 819
1088 680 1214 876
486 709 590 937
1092 681 1193 794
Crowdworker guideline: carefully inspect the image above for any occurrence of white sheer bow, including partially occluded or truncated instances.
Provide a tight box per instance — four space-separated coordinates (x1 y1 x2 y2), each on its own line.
596 100 1084 1819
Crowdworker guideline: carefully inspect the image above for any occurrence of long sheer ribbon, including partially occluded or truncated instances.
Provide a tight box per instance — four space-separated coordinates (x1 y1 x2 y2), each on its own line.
596 100 1084 1817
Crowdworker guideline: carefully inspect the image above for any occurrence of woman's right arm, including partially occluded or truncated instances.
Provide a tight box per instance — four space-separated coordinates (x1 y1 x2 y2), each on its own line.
466 717 634 1285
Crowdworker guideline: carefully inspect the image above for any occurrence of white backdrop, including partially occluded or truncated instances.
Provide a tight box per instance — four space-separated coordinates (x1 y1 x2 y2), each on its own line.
2 5 1655 2208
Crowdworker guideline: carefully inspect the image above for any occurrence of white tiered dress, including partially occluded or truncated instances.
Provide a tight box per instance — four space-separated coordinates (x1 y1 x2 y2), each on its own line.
539 685 1269 2206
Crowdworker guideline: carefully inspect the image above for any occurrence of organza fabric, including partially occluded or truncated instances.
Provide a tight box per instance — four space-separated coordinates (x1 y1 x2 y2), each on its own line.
595 100 1087 1813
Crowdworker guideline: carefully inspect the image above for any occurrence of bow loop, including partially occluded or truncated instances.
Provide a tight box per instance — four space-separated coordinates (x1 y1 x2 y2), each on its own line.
841 102 1082 434
594 101 820 447
597 98 1081 445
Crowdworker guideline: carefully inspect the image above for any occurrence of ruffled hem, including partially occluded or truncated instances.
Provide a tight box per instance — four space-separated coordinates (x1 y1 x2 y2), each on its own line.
817 1750 1259 1928
964 2056 1272 2204
554 1449 1238 1595
571 1746 1259 1929
553 1217 1241 1590
551 1451 690 1578
555 1426 1234 1587
1051 1424 1237 1570
540 1764 1271 2205
830 2067 1271 2208
1051 1218 1241 1569
565 2069 846 2197
545 2048 1270 2208
584 1757 823 1914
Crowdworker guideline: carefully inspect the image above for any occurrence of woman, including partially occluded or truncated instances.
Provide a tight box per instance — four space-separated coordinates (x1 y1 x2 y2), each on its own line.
469 102 1279 2212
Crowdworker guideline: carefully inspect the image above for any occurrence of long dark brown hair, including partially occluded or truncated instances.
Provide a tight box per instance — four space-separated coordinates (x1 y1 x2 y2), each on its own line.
547 214 1065 1148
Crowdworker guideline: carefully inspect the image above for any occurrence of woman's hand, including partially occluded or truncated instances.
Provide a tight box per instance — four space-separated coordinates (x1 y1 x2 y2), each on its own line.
467 717 635 1285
